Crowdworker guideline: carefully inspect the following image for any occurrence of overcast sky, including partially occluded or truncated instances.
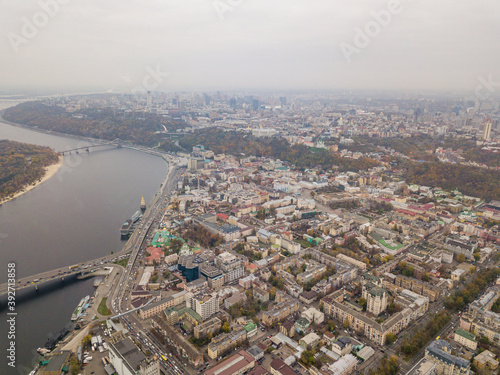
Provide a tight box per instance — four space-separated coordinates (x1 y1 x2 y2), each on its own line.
1 0 499 93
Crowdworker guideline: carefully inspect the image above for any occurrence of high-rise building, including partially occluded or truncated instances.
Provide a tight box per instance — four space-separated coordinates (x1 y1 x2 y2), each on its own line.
200 264 224 290
484 120 492 140
362 285 388 316
215 252 244 283
178 255 202 282
147 91 152 108
252 99 260 111
186 292 220 320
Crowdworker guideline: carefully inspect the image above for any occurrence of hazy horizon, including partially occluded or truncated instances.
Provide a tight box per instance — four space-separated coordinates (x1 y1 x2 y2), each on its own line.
2 0 500 94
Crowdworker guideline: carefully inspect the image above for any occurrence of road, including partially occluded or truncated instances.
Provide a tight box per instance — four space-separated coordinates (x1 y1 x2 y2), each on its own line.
105 161 187 375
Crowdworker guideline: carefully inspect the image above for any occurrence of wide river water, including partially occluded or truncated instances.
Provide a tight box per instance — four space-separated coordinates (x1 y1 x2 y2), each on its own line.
0 119 168 374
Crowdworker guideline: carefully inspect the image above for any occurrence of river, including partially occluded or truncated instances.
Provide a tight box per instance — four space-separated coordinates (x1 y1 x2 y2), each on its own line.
0 119 168 374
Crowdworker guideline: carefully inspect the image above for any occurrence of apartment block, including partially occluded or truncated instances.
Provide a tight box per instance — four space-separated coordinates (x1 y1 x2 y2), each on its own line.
193 317 222 339
262 297 299 327
207 328 247 359
425 340 470 375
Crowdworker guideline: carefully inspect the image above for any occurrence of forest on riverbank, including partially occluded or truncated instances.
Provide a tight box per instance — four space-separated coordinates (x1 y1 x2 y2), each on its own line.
0 140 59 200
3 101 185 148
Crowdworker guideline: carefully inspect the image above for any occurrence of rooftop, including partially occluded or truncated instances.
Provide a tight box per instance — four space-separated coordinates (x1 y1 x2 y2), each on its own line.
44 351 71 372
205 351 254 375
455 328 477 342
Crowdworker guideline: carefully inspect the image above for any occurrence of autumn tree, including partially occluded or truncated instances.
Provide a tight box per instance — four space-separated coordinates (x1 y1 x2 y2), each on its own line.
222 321 231 333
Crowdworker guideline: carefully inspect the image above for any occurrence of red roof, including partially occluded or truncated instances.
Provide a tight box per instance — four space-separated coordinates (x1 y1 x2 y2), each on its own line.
396 209 417 216
145 247 164 262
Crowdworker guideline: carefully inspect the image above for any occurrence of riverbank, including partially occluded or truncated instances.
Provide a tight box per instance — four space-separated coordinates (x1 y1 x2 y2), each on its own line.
0 155 63 206
0 110 173 165
0 109 107 146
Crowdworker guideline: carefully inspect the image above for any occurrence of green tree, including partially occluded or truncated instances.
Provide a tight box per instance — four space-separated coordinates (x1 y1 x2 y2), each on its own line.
82 334 92 348
358 297 367 311
269 287 276 300
69 356 82 375
385 332 396 345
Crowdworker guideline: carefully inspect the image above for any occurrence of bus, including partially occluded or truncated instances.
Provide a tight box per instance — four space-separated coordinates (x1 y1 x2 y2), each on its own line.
69 264 79 269
161 355 168 362
435 336 440 340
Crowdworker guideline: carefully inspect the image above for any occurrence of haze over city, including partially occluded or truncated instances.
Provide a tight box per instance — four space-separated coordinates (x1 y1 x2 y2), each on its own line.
2 1 500 375
2 0 500 93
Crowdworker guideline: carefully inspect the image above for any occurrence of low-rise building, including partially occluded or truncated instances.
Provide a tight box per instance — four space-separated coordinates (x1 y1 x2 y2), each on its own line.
109 336 160 375
336 254 367 270
301 307 324 325
138 292 186 319
42 351 71 375
299 332 320 349
331 337 352 356
208 328 247 359
194 317 222 339
473 350 499 371
204 351 255 375
454 328 477 351
279 319 296 338
328 354 357 375
246 346 264 362
269 358 296 375
262 297 299 327
299 291 317 305
294 317 310 334
451 269 466 282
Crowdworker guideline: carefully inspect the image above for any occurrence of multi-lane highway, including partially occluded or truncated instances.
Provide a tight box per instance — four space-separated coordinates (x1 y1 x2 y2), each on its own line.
105 162 187 375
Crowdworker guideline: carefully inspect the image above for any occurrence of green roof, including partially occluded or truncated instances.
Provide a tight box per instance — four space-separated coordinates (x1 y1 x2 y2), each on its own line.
295 317 311 328
455 328 477 342
244 322 257 332
164 306 177 316
369 287 387 297
178 307 202 321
